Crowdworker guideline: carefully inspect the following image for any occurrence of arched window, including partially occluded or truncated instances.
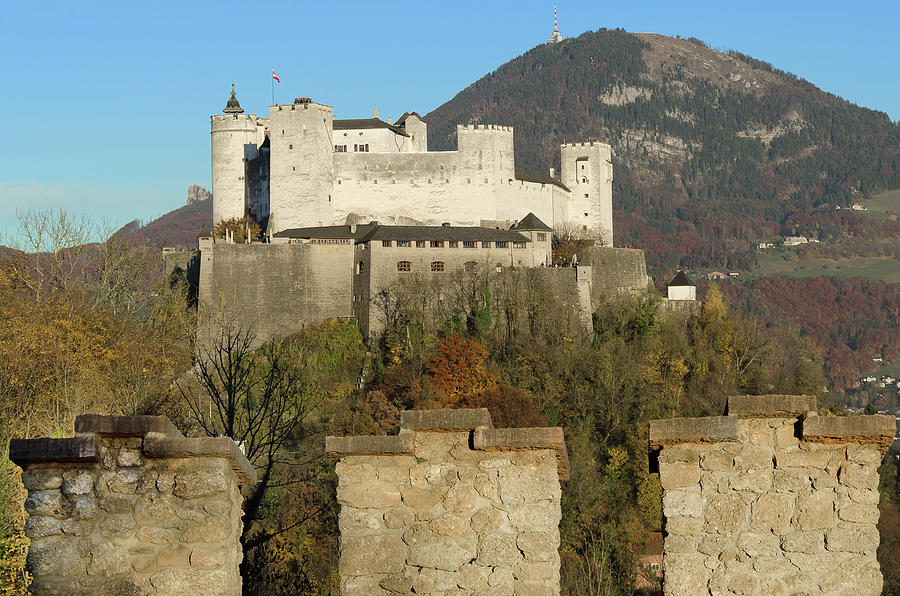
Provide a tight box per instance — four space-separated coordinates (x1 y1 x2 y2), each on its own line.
431 261 445 272
464 261 478 272
356 261 365 274
397 261 411 272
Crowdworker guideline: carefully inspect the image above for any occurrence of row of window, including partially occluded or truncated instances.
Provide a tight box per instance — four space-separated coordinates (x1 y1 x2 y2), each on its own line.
334 144 369 152
397 261 447 272
380 240 527 249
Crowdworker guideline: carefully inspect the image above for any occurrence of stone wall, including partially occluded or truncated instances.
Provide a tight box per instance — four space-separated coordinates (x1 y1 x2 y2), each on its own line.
650 395 896 596
9 415 256 596
325 409 569 595
198 241 354 348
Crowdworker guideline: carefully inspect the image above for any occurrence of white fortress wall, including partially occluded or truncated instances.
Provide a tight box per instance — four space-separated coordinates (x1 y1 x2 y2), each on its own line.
561 142 613 244
333 125 412 153
332 151 498 225
211 114 264 224
495 181 567 230
268 102 335 232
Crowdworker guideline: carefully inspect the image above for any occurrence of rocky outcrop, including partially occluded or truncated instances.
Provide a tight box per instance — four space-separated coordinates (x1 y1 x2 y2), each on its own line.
187 185 212 205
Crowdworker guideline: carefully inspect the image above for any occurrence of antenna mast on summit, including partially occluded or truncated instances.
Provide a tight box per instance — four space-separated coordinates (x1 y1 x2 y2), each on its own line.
547 3 562 44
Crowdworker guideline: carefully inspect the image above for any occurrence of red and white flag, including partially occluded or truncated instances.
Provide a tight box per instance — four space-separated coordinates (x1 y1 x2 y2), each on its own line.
272 70 280 83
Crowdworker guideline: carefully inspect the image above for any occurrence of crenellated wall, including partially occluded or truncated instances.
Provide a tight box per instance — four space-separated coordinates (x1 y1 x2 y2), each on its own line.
9 415 256 596
326 409 569 595
650 395 896 596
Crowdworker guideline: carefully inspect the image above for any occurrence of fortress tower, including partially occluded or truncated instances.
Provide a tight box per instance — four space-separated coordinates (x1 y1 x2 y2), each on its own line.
210 86 267 224
268 99 335 231
561 141 614 245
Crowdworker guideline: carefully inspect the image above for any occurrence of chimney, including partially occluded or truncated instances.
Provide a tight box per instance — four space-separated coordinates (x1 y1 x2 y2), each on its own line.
549 167 556 178
350 223 357 234
387 116 393 125
442 222 451 227
370 221 379 227
374 109 379 120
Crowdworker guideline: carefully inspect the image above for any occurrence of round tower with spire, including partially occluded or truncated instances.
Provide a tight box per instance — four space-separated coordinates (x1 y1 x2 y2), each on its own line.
211 85 266 226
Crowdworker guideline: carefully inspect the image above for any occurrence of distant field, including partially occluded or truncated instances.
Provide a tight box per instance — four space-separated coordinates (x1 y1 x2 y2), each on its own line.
756 250 900 283
873 357 900 380
861 188 900 220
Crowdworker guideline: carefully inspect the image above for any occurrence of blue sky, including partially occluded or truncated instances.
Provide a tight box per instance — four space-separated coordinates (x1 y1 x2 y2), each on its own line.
1 0 898 240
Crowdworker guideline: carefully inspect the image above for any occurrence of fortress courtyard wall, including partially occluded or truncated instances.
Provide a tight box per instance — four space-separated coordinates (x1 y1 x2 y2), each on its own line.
326 408 569 595
9 415 256 596
650 395 896 596
198 241 354 347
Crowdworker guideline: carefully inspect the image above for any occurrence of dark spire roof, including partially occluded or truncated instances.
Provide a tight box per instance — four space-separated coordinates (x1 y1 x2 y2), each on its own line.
223 84 244 114
669 270 695 287
511 213 552 232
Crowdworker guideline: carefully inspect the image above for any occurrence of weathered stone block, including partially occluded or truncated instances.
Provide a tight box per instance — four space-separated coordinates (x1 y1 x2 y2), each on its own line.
88 543 129 577
407 535 477 571
400 485 442 510
839 462 879 490
62 469 95 496
838 502 879 524
662 486 702 518
190 545 227 568
338 483 402 508
781 530 824 553
727 394 816 418
659 461 700 489
24 516 63 538
340 534 407 575
750 493 793 534
705 494 745 534
700 449 733 471
650 416 738 448
825 525 880 554
173 469 228 500
21 468 63 491
149 568 230 595
795 491 835 530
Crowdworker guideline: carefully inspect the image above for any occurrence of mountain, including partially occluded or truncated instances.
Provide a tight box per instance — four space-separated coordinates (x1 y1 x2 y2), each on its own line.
424 29 900 271
111 197 211 249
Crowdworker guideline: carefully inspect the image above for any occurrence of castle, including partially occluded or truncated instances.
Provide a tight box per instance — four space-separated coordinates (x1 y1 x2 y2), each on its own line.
210 89 613 244
180 89 652 343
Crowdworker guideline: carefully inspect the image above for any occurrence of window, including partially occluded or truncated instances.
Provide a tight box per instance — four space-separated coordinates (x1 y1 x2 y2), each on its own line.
354 144 369 152
440 164 444 170
484 178 488 184
430 241 444 248
513 242 526 249
464 261 478 272
463 241 476 248
356 261 364 274
431 261 445 272
289 144 293 149
584 193 589 198
467 178 471 184
584 212 589 217
382 240 392 247
397 261 411 272
310 238 351 245
496 241 509 248
397 240 411 248
537 233 547 242
482 241 492 248
416 241 425 248
337 179 341 185
334 144 347 152
449 241 459 248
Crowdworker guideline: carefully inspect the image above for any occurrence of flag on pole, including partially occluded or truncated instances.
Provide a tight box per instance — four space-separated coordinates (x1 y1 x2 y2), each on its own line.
272 70 280 83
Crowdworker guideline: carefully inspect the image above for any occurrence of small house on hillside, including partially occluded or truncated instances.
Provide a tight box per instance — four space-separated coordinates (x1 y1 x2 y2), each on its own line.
668 270 696 301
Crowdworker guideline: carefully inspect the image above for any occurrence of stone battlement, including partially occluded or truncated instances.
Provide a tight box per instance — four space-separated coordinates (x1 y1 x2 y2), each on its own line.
561 141 612 149
9 415 255 596
649 395 895 595
326 408 568 594
457 124 513 133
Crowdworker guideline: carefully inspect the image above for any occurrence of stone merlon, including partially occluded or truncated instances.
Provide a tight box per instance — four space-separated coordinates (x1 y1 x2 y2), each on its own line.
326 408 569 481
11 415 256 485
726 394 817 418
802 414 895 449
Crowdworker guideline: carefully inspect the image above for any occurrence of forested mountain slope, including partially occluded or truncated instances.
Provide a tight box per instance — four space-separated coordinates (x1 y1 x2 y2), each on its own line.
425 29 900 271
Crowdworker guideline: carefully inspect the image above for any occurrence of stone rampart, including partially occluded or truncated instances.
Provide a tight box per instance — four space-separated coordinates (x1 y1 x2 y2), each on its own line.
649 395 895 595
9 415 256 596
325 408 569 595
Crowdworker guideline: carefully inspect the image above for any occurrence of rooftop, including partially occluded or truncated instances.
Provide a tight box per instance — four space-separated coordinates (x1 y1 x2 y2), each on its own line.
274 222 530 243
334 118 410 137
